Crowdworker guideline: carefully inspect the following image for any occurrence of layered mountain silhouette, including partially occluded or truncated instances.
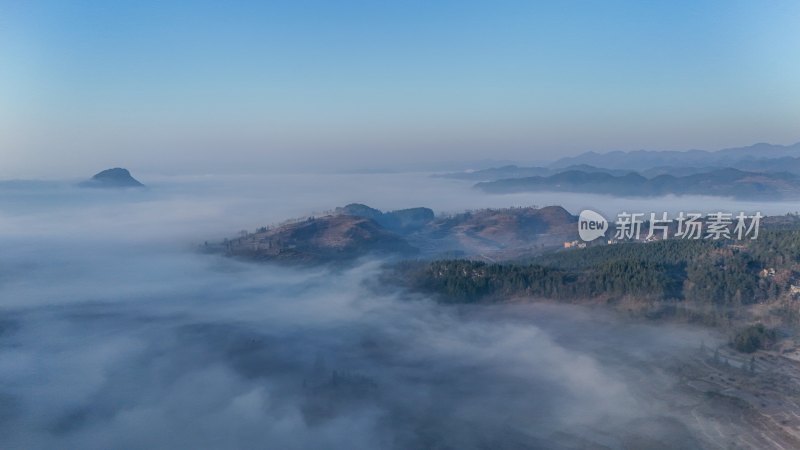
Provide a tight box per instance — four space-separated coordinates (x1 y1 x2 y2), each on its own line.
436 164 633 182
550 142 800 171
476 168 800 200
431 142 800 200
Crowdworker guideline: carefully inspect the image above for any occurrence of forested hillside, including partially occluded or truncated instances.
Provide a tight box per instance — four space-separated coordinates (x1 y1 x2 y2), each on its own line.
395 229 800 325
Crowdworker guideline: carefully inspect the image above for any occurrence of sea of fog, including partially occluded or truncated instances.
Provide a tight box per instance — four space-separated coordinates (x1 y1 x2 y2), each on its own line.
0 172 781 448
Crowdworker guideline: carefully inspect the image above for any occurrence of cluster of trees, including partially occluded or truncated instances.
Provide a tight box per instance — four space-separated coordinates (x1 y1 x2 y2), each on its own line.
402 261 568 302
747 229 800 267
683 251 765 306
398 230 800 308
531 239 720 270
732 324 777 353
399 258 682 303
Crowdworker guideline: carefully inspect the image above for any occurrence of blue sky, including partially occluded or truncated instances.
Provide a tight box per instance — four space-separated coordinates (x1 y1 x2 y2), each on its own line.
1 0 799 176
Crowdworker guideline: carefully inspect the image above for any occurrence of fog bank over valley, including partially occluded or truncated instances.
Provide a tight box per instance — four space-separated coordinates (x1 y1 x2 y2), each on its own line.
2 173 795 243
0 172 794 449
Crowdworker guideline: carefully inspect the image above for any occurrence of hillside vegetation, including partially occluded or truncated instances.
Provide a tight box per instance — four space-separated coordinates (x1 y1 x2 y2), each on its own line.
395 228 800 328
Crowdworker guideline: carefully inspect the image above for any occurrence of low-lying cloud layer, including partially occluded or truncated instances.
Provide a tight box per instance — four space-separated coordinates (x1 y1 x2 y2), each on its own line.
0 173 752 449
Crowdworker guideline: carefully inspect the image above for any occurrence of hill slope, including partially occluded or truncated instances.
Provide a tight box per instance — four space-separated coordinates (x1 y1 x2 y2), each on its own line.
222 215 417 264
216 204 578 264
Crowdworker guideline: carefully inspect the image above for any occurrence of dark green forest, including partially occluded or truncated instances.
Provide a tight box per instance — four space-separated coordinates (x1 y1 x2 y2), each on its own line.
396 229 800 313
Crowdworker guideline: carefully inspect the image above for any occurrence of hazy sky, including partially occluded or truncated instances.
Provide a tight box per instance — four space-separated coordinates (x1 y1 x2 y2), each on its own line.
2 0 799 177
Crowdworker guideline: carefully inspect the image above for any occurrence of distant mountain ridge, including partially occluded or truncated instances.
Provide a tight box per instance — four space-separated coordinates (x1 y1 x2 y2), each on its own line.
435 164 632 181
550 142 800 171
476 168 800 199
432 141 800 199
638 156 800 178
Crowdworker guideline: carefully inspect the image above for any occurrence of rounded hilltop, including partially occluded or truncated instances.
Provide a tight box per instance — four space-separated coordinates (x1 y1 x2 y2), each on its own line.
79 168 145 188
